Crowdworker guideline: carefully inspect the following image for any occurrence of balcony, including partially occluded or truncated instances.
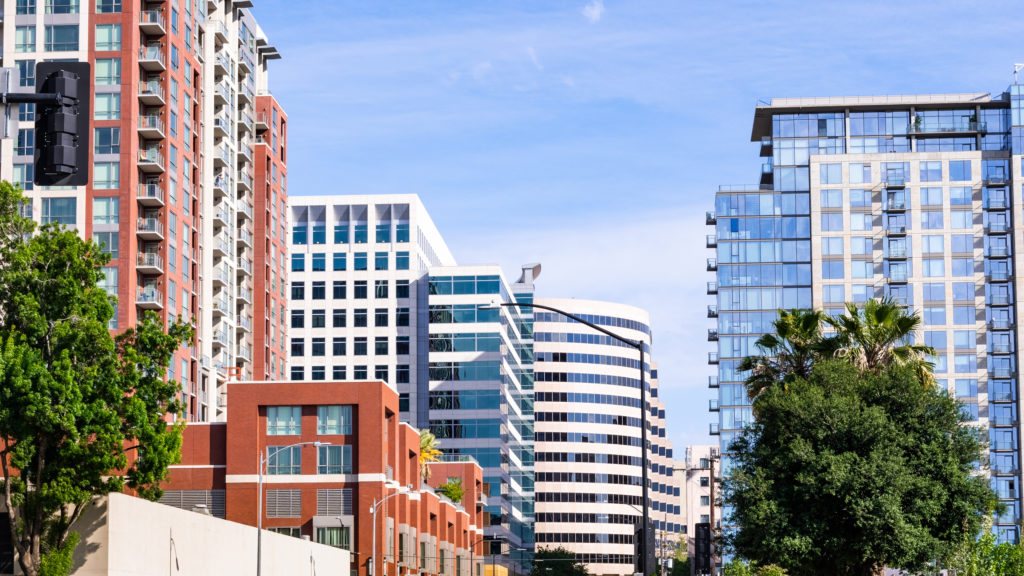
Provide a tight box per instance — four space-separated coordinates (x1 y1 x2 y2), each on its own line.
888 268 908 284
138 148 165 173
708 352 719 365
211 296 230 317
211 265 229 288
989 245 1010 258
238 81 254 105
237 258 252 277
237 286 253 304
211 330 229 349
990 318 1013 331
214 51 231 76
706 258 718 271
239 51 254 74
886 225 907 236
991 416 1018 428
138 80 165 106
760 161 773 185
139 10 166 36
137 115 165 140
213 114 229 138
214 145 231 167
136 251 164 274
709 423 720 436
989 269 1012 282
706 211 716 225
213 173 229 198
759 136 772 157
238 201 253 221
237 172 253 192
237 140 253 163
883 175 906 189
214 81 231 106
708 329 719 342
909 120 985 135
708 376 719 389
888 245 908 259
987 196 1008 210
884 195 906 212
237 229 253 248
139 44 167 72
137 181 164 207
237 110 253 134
213 20 229 45
236 316 252 333
992 388 1015 403
985 174 1008 187
992 343 1013 355
709 399 720 412
991 367 1014 379
707 305 718 318
986 220 1010 234
707 281 718 295
136 217 163 241
255 112 269 133
237 344 252 363
213 205 230 228
136 287 164 310
213 236 230 258
990 294 1011 307
706 234 717 248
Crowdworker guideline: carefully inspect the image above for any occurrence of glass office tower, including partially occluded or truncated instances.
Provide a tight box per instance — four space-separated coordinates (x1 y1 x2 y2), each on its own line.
711 87 1024 542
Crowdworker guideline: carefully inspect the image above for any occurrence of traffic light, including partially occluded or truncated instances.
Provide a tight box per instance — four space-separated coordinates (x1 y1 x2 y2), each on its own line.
633 520 656 575
34 62 90 186
694 523 712 575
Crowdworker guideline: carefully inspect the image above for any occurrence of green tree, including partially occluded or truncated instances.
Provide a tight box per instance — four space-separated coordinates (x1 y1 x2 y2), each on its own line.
724 358 996 576
529 547 589 576
945 519 1024 576
824 297 934 378
419 428 442 482
436 476 465 504
737 309 828 400
0 183 192 576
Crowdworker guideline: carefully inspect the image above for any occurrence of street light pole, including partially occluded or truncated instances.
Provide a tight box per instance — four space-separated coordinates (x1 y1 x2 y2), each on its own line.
258 441 329 576
487 301 651 576
370 487 422 576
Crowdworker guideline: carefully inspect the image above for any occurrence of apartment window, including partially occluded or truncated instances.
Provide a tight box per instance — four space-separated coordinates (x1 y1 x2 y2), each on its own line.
397 365 410 384
45 25 79 51
312 224 326 244
354 224 368 243
354 252 367 271
375 337 388 355
375 252 388 270
311 366 326 381
16 104 33 123
849 189 871 207
332 337 346 356
290 366 304 381
396 223 410 242
375 280 389 298
397 308 410 327
290 310 304 329
333 281 347 299
95 23 121 50
312 338 326 357
354 281 367 299
92 232 118 259
13 164 33 191
311 309 326 328
290 338 304 357
354 366 368 380
952 282 974 301
822 261 843 280
93 162 119 190
318 406 353 435
396 280 410 299
96 59 124 88
953 306 975 325
396 336 410 355
332 366 347 380
920 211 943 230
850 213 872 231
45 0 78 13
272 527 301 538
312 253 326 272
94 93 121 120
332 309 346 328
354 309 367 327
267 445 301 475
923 307 946 325
951 258 973 277
819 163 841 184
312 281 326 300
293 225 308 245
949 160 971 182
922 259 944 278
375 366 388 382
291 253 305 272
333 253 347 271
375 309 388 327
950 187 972 205
376 223 391 243
920 161 942 182
950 210 972 229
334 224 349 243
317 445 352 475
96 0 120 12
15 27 36 52
170 45 179 70
16 0 36 14
820 189 841 208
396 252 410 270
267 406 301 435
950 234 972 253
16 61 35 88
923 283 945 301
354 338 367 356
94 127 120 155
291 282 305 300
41 198 76 226
823 285 844 303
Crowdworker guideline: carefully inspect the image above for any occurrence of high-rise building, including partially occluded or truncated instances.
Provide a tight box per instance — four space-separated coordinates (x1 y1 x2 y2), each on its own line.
2 0 288 422
533 298 681 575
709 87 1024 541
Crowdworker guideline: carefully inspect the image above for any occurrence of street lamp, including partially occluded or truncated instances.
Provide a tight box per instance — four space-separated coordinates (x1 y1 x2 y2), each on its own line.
370 486 422 576
482 300 653 576
257 441 330 576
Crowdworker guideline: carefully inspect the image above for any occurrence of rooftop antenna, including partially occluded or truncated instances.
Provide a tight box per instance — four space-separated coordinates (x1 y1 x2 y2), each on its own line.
1014 63 1024 84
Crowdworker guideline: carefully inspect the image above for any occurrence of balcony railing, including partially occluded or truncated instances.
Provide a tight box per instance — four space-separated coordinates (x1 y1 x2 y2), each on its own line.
706 258 718 271
708 376 719 388
136 217 162 235
706 234 717 248
707 305 718 318
706 211 716 225
708 329 719 342
708 352 719 364
990 318 1013 331
136 252 163 269
137 181 163 205
138 80 165 102
707 281 718 295
909 121 986 134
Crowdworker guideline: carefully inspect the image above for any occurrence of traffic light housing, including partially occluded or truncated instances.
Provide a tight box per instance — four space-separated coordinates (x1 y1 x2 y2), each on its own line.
694 522 712 575
633 520 656 575
34 62 89 186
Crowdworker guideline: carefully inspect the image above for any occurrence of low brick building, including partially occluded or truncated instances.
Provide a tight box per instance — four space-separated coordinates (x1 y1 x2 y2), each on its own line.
161 379 487 576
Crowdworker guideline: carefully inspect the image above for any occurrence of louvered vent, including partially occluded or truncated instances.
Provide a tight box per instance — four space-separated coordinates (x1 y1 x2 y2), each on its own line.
158 490 226 518
266 489 302 517
317 488 353 516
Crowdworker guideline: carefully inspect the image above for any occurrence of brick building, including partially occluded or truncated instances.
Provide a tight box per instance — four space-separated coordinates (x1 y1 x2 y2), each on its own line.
161 378 488 576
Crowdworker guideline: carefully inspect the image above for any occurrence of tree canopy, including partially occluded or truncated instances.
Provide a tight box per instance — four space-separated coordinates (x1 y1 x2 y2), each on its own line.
529 547 590 576
436 476 465 504
724 301 996 576
0 182 191 576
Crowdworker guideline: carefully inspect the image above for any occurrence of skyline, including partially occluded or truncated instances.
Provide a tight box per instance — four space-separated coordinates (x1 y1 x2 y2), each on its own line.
250 0 1024 449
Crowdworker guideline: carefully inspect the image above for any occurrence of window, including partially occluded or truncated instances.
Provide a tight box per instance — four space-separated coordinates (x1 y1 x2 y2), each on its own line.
952 282 974 300
291 282 305 300
17 0 36 14
312 338 326 357
954 331 975 349
396 223 410 242
45 0 78 13
375 252 389 270
332 337 346 356
921 211 943 230
951 258 973 277
354 365 368 380
291 254 305 272
376 223 391 243
822 261 844 279
950 186 972 205
953 306 975 325
955 379 978 397
272 527 301 538
13 164 33 191
397 365 410 384
396 280 410 298
334 224 349 243
850 237 873 255
332 366 347 380
312 281 326 300
315 444 352 474
850 213 872 231
950 234 972 253
312 253 326 272
311 366 325 381
820 189 841 208
949 160 971 181
290 366 304 381
397 308 410 327
291 310 304 329
267 445 301 475
354 224 368 243
95 58 120 85
95 93 121 120
354 338 367 356
950 210 972 229
396 252 410 270
354 309 367 327
312 225 326 244
15 129 33 156
954 355 978 373
851 285 872 303
311 309 326 328
397 336 410 355
922 258 944 277
290 338 304 357
923 307 946 325
375 337 388 355
820 163 841 184
850 189 871 207
920 161 942 182
293 225 308 245
923 283 945 301
332 309 346 328
332 253 347 271
15 26 36 52
375 280 389 298
16 61 35 88
93 162 119 190
354 252 367 271
823 285 844 303
267 406 301 435
94 127 120 154
41 198 76 226
316 526 351 550
318 406 352 434
820 213 842 231
45 25 79 51
333 281 347 299
921 187 942 206
92 232 118 258
354 281 367 299
375 366 388 382
375 309 388 327
95 23 121 50
96 0 120 12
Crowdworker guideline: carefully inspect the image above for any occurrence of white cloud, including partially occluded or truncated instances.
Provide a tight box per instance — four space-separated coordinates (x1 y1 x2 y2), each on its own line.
581 0 605 23
526 46 543 71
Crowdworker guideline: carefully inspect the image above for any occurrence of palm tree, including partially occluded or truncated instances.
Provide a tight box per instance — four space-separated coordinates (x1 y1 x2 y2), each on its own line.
738 308 828 400
419 428 442 483
823 297 934 379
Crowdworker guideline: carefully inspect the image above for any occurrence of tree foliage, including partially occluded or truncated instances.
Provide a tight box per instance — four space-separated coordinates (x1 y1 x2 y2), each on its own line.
945 522 1024 576
529 547 590 576
725 301 996 576
419 428 442 482
0 182 192 576
436 477 465 504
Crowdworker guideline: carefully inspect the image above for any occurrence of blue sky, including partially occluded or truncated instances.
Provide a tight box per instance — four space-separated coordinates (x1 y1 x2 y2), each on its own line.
252 0 1024 451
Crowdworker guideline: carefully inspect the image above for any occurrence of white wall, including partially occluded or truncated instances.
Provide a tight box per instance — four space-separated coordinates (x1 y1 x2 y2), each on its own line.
72 493 349 576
